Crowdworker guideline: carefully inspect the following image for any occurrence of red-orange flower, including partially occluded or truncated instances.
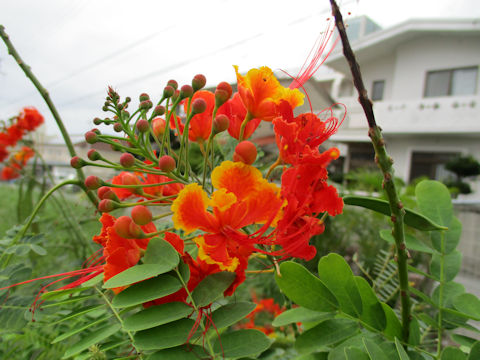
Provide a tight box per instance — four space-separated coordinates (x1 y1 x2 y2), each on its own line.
217 93 261 140
238 295 285 335
1 166 19 180
234 65 304 121
183 90 215 142
17 107 44 132
171 161 285 295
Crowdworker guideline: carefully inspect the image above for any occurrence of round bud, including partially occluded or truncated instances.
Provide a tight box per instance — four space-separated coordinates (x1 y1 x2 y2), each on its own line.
158 155 176 172
98 199 119 213
85 131 98 144
114 216 143 239
139 93 150 102
98 186 118 201
121 172 140 186
139 100 153 110
180 85 193 99
120 153 135 168
85 175 103 190
102 105 109 111
213 114 229 134
215 89 231 107
91 128 101 134
163 85 175 98
233 141 257 165
70 156 85 169
121 110 130 119
113 122 123 132
167 79 178 90
152 118 166 137
125 96 131 103
172 90 180 102
136 119 150 133
131 205 152 225
93 117 102 125
216 82 232 102
153 105 166 116
192 74 207 91
87 149 101 161
191 98 207 114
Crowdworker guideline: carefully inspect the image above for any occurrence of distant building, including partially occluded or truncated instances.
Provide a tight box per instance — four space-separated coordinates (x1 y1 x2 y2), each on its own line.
324 17 480 199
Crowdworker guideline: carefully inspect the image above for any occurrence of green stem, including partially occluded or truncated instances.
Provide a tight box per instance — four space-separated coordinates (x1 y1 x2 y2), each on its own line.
437 232 446 357
238 112 253 142
0 179 82 268
329 0 411 343
0 25 97 207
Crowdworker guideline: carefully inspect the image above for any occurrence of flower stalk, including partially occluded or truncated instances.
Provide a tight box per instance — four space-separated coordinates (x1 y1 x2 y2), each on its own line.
329 0 411 343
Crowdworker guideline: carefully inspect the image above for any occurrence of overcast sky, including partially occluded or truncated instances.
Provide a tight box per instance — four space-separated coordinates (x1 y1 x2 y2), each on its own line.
1 0 479 140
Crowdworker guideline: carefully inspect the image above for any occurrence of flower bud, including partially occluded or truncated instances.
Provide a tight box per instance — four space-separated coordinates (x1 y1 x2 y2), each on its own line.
139 93 150 102
158 155 176 172
87 149 101 161
113 122 123 132
131 205 152 225
167 79 178 90
121 110 130 119
70 156 86 169
98 186 118 201
139 100 153 110
85 131 98 144
192 74 206 91
233 141 257 165
172 89 181 102
215 82 232 107
93 117 102 125
136 119 150 133
180 85 193 99
213 114 229 134
121 172 140 186
152 118 166 137
98 199 120 213
120 153 135 168
191 98 207 114
153 105 166 116
85 175 103 190
163 85 175 98
114 216 144 239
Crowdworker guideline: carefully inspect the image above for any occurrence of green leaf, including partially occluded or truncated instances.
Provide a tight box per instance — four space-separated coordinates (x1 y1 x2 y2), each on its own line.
451 334 478 348
354 276 386 331
382 303 402 340
317 253 362 317
213 329 272 358
177 257 190 284
416 180 453 226
394 337 410 360
61 323 121 359
453 293 480 321
275 261 338 312
123 301 193 331
112 275 182 308
191 272 235 307
143 237 179 267
430 216 462 254
432 281 465 307
295 318 358 353
103 264 174 289
379 230 433 254
408 317 420 346
42 294 96 308
343 195 446 231
51 314 112 343
362 337 389 360
328 333 383 360
440 347 467 359
51 305 105 325
345 347 369 360
272 307 334 327
430 250 462 282
468 342 480 360
210 302 256 329
147 345 208 360
4 244 31 256
30 244 47 255
134 318 199 350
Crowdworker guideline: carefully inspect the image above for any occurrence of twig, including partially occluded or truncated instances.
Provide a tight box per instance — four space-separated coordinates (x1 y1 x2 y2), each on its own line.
0 25 98 207
329 0 411 342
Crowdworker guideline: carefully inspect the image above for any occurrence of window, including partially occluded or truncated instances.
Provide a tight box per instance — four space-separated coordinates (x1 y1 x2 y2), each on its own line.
424 66 478 97
371 80 385 101
409 152 459 182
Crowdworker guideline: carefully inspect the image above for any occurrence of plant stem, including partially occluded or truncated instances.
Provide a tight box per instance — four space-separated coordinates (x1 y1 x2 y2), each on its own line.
329 0 411 343
0 25 98 207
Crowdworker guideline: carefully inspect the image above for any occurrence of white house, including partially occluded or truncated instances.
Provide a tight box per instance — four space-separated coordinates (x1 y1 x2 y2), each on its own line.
324 17 480 199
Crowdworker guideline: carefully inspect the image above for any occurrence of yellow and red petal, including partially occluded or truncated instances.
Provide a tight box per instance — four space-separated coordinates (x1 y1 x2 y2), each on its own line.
171 183 218 234
195 235 240 272
211 161 263 201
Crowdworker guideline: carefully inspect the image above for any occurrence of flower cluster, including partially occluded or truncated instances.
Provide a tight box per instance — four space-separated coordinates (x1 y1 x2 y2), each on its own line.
65 65 343 309
0 107 43 180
